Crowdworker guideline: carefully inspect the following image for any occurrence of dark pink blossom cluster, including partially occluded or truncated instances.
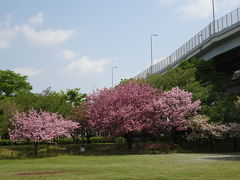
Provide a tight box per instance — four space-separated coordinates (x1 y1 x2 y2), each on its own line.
9 110 79 143
87 82 160 136
150 87 201 134
86 81 201 137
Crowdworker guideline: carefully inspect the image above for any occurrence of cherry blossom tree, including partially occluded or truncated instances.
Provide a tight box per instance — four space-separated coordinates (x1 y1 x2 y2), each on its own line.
225 123 240 151
9 109 79 155
187 115 228 151
86 82 201 149
86 81 160 149
149 87 201 143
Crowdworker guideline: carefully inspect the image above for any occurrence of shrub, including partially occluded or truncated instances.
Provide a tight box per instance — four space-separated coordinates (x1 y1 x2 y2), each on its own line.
0 139 13 146
19 139 33 145
90 136 103 143
54 138 74 144
115 137 125 144
79 137 87 143
88 136 115 143
102 136 114 143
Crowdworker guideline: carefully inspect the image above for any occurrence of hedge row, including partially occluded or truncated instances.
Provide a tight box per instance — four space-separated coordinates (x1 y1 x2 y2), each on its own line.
0 137 125 146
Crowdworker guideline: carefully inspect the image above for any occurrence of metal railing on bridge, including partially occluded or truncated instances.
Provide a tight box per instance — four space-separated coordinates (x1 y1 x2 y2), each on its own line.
135 7 240 79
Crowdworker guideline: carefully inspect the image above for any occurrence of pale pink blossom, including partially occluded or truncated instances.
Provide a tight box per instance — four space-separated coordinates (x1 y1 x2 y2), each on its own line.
9 109 79 143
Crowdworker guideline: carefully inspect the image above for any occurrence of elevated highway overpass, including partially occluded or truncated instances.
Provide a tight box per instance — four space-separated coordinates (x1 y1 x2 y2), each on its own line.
135 7 240 81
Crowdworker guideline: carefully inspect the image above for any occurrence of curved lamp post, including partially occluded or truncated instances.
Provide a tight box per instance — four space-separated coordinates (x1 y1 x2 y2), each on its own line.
112 66 117 88
212 0 216 33
151 34 158 74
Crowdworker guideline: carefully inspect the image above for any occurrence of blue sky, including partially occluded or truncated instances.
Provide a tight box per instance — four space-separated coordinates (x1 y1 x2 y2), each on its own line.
1 0 240 94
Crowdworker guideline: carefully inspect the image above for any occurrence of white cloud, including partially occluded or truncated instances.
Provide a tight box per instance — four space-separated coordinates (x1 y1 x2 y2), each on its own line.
0 34 13 49
64 56 113 74
160 0 176 4
177 0 212 20
13 67 42 77
0 40 9 48
0 15 17 49
0 12 76 49
0 28 17 48
28 12 44 26
160 0 240 20
59 49 77 60
20 25 76 47
218 0 240 13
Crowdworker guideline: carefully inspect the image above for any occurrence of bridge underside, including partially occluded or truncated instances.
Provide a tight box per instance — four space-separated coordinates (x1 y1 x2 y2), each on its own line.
212 46 240 94
214 45 240 73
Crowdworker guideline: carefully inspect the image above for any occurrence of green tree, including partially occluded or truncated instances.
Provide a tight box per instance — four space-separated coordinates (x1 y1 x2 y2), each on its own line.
0 99 19 138
13 92 38 112
179 58 229 92
147 64 212 102
34 88 73 117
59 88 87 106
0 70 32 97
13 88 72 118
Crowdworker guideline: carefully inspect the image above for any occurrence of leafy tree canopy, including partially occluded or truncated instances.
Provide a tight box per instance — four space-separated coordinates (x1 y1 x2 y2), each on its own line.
0 70 32 97
12 88 72 117
0 99 19 138
146 62 212 102
59 88 87 106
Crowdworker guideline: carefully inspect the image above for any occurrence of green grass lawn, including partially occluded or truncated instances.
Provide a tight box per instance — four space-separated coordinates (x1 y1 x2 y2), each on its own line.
0 153 240 180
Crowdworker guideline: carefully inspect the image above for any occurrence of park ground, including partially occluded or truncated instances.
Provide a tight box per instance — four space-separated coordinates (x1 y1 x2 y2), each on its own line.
0 145 240 180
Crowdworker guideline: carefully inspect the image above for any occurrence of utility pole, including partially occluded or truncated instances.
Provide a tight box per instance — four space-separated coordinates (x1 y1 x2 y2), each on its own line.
212 0 216 33
151 34 158 74
112 66 117 88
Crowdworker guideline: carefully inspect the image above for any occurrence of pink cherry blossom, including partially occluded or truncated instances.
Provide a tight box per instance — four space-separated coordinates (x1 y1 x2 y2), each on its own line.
9 109 79 143
86 81 160 137
148 87 201 134
86 82 201 148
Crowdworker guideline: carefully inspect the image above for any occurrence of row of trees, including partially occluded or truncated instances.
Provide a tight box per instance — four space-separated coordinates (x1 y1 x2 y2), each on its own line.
8 81 200 152
1 57 240 154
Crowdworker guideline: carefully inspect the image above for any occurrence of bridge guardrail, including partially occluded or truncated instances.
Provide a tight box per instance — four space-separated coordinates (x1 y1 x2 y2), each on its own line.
135 7 240 79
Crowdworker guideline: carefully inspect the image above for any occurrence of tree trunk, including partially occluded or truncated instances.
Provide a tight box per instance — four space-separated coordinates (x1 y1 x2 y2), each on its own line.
74 133 79 148
170 130 177 150
233 138 237 151
171 130 177 144
194 142 197 152
125 133 133 149
86 133 91 144
75 137 79 147
152 136 156 142
46 143 49 151
34 142 39 155
210 136 215 152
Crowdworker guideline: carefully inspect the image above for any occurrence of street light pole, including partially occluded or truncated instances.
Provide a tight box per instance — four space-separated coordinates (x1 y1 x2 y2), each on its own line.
92 83 97 92
112 66 117 88
212 0 216 33
151 34 158 75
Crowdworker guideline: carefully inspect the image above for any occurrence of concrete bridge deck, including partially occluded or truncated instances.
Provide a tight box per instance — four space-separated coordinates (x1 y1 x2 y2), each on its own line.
135 7 240 79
